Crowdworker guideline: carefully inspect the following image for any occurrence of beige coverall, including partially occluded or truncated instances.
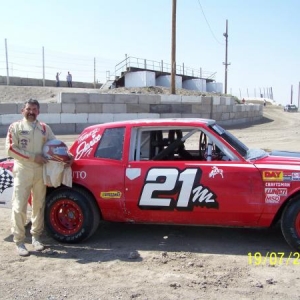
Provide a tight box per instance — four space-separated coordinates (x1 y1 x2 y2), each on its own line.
5 118 55 243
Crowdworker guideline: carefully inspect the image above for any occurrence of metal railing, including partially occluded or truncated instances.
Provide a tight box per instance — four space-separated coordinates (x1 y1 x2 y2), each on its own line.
114 56 216 81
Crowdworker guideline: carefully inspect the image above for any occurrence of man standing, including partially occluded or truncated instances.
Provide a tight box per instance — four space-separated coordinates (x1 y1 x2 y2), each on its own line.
5 99 56 256
56 72 61 87
67 71 72 87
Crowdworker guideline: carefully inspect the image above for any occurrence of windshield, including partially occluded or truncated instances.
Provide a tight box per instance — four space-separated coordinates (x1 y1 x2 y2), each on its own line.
210 124 268 160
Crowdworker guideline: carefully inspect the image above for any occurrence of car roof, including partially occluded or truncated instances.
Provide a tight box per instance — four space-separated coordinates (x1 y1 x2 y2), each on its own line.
85 118 216 130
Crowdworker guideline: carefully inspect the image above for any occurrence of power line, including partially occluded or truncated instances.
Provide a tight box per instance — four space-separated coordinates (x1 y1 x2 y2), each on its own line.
196 0 223 45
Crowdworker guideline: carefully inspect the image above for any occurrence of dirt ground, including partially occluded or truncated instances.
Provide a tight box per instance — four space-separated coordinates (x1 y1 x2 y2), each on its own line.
0 88 300 300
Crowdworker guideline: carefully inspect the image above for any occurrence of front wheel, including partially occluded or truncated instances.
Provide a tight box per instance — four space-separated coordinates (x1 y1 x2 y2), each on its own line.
45 187 100 243
281 198 300 251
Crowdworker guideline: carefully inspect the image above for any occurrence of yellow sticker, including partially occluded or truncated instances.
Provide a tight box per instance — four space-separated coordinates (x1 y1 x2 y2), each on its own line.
262 171 283 181
100 191 122 199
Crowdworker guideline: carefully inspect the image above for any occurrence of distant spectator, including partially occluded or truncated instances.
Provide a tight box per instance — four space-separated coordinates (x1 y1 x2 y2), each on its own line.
56 72 61 87
264 99 266 106
242 98 245 104
67 72 72 87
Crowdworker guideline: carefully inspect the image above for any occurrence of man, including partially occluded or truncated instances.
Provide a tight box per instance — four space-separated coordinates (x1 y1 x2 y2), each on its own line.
5 99 56 256
55 72 61 87
66 71 72 87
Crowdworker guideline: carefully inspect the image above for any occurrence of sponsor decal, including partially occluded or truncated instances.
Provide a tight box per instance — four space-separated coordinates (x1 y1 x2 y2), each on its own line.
283 174 292 181
75 133 101 160
100 191 122 199
0 167 14 194
265 194 280 204
265 188 287 196
73 171 87 180
139 167 218 210
209 166 224 178
292 172 300 181
262 171 283 181
19 130 30 135
265 182 291 187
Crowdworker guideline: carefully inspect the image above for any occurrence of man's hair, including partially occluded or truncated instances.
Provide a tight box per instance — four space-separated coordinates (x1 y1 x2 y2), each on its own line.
24 98 40 109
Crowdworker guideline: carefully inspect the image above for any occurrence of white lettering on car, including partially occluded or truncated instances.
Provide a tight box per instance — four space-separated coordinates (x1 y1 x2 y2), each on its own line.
75 134 101 160
73 171 87 180
139 168 218 210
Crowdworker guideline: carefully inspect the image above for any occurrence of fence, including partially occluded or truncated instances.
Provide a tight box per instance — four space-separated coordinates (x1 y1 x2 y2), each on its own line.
0 39 119 85
114 56 216 80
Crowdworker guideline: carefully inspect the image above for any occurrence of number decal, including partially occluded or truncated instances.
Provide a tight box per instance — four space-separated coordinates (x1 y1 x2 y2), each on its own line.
139 168 218 210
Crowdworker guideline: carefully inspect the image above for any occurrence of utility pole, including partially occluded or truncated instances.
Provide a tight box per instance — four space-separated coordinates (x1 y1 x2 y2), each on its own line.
5 38 9 85
291 85 293 104
223 20 230 94
171 0 176 94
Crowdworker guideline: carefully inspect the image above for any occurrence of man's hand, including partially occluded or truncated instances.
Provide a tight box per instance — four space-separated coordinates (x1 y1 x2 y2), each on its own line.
64 153 74 167
34 154 48 164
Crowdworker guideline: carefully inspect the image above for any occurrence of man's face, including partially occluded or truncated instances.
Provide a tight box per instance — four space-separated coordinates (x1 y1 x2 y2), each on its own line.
22 103 39 122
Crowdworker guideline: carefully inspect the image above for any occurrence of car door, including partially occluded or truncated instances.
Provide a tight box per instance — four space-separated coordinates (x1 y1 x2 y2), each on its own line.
124 128 264 226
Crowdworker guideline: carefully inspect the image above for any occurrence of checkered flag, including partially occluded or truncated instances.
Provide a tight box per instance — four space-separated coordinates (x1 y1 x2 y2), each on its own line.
0 168 14 194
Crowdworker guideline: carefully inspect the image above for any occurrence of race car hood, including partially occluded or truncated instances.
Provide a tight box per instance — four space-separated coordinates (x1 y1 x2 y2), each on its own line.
253 150 300 166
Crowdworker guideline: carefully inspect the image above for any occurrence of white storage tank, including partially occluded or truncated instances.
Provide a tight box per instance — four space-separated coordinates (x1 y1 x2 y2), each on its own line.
206 82 223 93
125 71 156 88
156 75 182 89
182 79 206 92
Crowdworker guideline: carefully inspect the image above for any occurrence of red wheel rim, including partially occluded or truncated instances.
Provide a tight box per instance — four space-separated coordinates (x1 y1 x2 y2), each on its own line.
49 199 84 235
296 212 300 237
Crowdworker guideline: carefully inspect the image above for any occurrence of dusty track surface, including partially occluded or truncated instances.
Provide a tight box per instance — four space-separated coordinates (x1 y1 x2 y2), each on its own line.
1 101 300 299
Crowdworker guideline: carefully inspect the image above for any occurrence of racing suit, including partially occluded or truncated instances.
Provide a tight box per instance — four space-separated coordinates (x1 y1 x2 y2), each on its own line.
5 118 55 244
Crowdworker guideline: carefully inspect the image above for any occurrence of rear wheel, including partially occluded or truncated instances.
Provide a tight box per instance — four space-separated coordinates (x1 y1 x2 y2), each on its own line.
45 187 100 243
281 198 300 251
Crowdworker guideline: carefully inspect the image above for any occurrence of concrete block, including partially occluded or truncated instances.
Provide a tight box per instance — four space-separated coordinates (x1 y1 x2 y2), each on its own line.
88 113 104 123
138 95 161 104
221 112 230 120
47 103 62 113
137 113 160 119
39 113 61 124
62 113 88 123
191 104 202 113
127 103 149 113
61 93 89 103
0 125 9 137
103 104 126 113
115 94 139 104
90 94 114 103
200 104 211 113
62 103 76 113
201 96 212 105
181 113 203 119
182 96 202 103
113 113 138 121
1 114 21 125
161 95 181 103
95 114 114 123
51 123 76 135
0 103 18 114
212 97 221 105
150 104 172 113
76 103 103 113
161 113 182 118
171 104 192 114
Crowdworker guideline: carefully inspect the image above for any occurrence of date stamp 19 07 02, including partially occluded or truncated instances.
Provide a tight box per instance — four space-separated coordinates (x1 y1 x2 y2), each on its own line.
248 252 300 266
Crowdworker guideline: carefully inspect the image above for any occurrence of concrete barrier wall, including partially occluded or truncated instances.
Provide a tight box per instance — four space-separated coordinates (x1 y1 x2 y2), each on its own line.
0 93 263 137
0 75 101 89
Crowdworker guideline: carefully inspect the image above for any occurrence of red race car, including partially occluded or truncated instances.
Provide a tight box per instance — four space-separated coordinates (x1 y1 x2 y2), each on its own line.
1 118 300 250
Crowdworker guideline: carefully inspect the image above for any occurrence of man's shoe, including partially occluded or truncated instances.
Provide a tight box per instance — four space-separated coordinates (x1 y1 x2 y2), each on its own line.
32 237 45 251
16 243 30 256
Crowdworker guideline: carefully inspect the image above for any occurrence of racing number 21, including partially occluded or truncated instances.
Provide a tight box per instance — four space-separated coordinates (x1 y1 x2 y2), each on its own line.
139 168 198 207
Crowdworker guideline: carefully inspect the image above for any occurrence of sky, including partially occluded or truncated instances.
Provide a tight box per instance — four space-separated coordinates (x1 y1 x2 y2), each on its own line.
0 0 300 106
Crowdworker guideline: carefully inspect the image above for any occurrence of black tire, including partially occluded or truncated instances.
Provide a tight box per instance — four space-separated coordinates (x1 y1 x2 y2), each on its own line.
45 187 100 243
281 198 300 251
